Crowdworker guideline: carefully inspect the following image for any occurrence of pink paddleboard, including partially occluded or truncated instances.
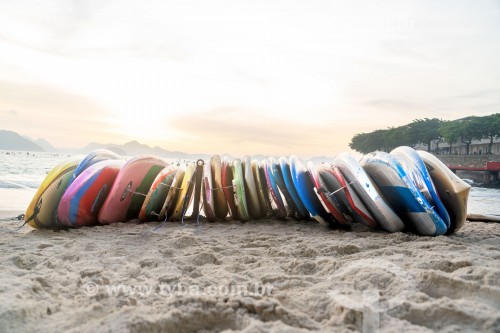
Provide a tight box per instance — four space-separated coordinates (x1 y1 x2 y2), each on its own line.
203 161 217 221
98 155 169 224
58 160 124 227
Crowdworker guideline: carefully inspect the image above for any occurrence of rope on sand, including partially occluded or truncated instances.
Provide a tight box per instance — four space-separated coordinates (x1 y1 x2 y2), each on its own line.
0 214 27 233
467 214 500 223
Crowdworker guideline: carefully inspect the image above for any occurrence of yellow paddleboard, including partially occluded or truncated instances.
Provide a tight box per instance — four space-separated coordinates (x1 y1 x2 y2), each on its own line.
25 158 81 228
159 169 185 221
171 162 196 221
252 159 269 218
243 156 261 219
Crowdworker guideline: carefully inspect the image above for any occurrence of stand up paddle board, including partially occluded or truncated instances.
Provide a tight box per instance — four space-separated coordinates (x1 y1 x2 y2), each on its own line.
211 155 228 219
290 155 334 226
203 160 217 221
308 162 349 227
244 156 262 219
318 165 373 226
58 159 124 227
139 165 177 222
417 150 470 234
257 161 273 217
279 157 309 220
391 146 451 228
188 159 204 220
272 158 296 217
222 156 238 219
232 159 249 221
252 159 269 218
171 162 196 221
335 153 404 232
264 159 287 219
360 151 447 236
69 149 122 187
159 169 185 221
25 157 81 228
98 156 168 224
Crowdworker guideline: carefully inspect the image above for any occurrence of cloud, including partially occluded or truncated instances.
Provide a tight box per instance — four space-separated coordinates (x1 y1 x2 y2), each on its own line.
0 0 116 54
0 80 118 147
454 89 500 101
364 99 420 111
169 107 351 157
0 0 498 156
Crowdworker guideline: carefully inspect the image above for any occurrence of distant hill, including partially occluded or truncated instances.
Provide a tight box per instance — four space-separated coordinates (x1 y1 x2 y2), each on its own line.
79 142 127 156
127 147 330 163
35 138 58 152
1 129 334 162
80 140 210 161
0 130 44 151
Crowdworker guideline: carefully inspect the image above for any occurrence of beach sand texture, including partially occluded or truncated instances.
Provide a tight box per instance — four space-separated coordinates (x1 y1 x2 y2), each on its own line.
0 213 499 332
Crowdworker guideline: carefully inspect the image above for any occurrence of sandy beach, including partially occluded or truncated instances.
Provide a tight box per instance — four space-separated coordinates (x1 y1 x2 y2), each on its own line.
0 211 499 333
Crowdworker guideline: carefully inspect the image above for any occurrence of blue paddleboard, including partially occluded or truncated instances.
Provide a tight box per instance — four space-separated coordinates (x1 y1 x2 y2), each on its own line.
335 153 405 232
70 149 122 186
360 151 448 236
264 159 287 219
290 155 334 226
279 157 309 219
390 146 451 228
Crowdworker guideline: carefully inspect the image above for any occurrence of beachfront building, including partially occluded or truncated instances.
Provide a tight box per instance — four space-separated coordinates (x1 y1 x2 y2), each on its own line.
416 137 500 155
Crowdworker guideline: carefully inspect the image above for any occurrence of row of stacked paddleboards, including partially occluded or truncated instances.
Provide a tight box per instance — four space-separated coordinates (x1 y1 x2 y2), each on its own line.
25 146 471 236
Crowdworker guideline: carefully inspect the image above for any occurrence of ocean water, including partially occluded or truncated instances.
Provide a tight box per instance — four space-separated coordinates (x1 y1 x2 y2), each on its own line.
467 186 500 215
0 150 498 215
0 150 79 212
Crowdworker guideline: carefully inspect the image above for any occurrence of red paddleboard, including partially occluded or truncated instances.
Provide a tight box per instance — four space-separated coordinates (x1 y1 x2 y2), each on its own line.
308 162 349 227
58 160 124 227
329 166 375 227
98 156 169 224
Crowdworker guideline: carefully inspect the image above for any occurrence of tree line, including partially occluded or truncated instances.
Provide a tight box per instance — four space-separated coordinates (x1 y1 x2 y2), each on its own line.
349 113 500 155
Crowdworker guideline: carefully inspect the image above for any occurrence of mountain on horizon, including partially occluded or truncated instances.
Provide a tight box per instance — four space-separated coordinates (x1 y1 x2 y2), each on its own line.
0 129 335 162
35 138 58 152
79 140 210 160
0 129 204 159
0 130 44 152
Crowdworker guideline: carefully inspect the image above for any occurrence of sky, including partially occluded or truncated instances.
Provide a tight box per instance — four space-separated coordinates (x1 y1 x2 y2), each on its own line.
0 0 499 158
